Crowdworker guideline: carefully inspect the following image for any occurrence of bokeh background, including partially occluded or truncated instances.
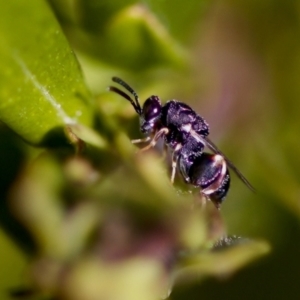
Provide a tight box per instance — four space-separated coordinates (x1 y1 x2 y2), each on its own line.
0 0 300 299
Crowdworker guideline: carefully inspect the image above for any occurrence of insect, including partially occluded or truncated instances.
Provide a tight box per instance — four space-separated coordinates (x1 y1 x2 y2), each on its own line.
109 77 254 208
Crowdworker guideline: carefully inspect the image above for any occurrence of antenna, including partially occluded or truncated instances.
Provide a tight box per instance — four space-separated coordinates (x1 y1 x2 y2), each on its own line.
111 77 142 115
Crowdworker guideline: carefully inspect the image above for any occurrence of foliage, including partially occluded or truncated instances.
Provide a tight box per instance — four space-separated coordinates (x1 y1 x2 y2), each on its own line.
0 0 299 299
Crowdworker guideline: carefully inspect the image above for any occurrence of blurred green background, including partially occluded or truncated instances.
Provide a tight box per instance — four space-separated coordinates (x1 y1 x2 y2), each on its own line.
0 0 300 299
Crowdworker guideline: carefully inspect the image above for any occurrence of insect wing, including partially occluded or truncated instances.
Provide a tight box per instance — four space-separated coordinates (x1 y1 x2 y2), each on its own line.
190 131 255 192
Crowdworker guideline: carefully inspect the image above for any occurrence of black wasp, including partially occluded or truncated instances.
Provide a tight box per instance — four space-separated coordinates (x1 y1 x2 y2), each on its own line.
109 77 254 208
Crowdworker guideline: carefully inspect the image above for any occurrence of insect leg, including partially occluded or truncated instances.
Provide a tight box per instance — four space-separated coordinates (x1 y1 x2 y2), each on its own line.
170 144 182 184
131 136 151 144
138 128 169 152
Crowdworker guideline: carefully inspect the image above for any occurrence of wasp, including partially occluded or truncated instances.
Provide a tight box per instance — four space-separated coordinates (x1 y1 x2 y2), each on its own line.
109 77 254 208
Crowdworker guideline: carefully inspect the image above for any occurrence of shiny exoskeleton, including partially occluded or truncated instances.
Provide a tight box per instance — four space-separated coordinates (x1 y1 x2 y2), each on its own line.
109 77 254 208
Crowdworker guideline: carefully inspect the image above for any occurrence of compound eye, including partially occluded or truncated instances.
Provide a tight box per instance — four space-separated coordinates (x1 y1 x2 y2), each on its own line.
142 96 161 121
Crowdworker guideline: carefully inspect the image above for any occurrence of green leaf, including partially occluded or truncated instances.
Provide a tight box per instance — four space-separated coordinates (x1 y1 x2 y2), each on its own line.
174 238 270 284
61 257 169 300
51 1 187 71
0 0 94 146
100 4 187 70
